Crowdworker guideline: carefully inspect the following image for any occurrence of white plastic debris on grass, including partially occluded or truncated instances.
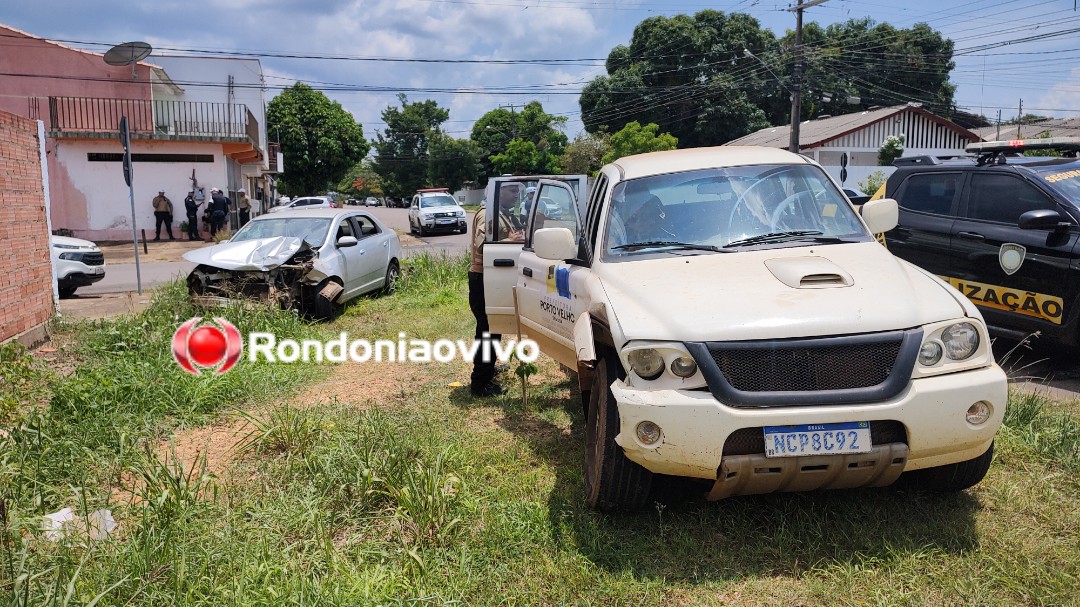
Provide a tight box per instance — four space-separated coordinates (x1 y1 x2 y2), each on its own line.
42 507 117 541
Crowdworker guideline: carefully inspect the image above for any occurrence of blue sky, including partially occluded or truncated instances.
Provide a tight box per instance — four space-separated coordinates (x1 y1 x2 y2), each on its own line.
5 0 1079 142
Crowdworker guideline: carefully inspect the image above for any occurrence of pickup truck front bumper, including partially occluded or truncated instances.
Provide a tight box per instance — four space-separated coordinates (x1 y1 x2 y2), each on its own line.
611 364 1007 493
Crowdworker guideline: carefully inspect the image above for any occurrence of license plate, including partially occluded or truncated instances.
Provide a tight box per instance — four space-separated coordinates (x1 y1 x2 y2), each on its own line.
763 421 871 458
91 267 104 274
437 218 454 224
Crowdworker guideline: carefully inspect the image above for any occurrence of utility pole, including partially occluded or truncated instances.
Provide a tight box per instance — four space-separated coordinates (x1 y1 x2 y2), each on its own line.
1017 99 1023 139
501 103 520 139
788 0 828 153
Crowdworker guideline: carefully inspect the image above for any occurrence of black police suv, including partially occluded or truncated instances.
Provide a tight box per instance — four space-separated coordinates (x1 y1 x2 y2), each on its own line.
883 138 1080 349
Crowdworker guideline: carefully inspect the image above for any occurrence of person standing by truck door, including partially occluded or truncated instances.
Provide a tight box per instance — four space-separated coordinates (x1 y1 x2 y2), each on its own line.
469 205 504 397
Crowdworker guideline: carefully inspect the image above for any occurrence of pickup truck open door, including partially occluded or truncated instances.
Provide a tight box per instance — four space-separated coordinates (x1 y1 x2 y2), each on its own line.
482 175 588 334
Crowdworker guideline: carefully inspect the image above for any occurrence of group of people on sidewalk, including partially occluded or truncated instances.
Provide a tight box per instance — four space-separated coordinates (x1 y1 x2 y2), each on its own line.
151 187 251 241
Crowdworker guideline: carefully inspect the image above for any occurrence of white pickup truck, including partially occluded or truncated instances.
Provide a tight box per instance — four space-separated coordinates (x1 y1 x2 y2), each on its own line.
481 148 1007 511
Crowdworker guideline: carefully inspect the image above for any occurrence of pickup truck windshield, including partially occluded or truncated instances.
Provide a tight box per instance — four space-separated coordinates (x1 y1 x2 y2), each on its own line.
604 165 870 256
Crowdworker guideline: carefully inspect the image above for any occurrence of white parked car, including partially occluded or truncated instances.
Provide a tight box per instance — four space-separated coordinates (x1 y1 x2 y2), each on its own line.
268 196 336 213
408 188 467 235
51 235 105 297
483 147 1007 511
184 208 401 319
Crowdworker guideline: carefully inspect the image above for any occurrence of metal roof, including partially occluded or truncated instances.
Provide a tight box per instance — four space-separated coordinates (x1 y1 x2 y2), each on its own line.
970 118 1080 142
723 103 979 149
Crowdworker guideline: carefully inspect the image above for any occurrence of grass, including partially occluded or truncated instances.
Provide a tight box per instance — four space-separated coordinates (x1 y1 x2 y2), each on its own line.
1 252 1078 606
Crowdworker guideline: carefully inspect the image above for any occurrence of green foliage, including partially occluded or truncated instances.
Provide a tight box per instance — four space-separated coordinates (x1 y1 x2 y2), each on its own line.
582 11 957 146
859 170 887 195
371 95 450 198
1024 131 1063 158
1002 391 1080 472
427 133 483 192
601 121 678 164
0 344 48 425
336 160 384 198
878 134 906 166
490 139 561 175
561 131 611 175
470 102 567 179
267 83 369 195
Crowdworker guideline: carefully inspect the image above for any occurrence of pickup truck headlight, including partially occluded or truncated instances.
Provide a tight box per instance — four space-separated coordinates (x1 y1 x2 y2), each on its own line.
620 342 707 389
627 349 664 380
58 252 83 261
941 322 979 360
455 210 465 217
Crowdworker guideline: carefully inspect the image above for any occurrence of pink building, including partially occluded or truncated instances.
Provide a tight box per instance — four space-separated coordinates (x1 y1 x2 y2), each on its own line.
0 24 279 240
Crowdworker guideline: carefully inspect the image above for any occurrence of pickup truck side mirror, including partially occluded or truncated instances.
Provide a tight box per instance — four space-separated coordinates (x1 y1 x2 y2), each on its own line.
1018 209 1069 231
860 197 899 234
337 235 358 247
533 227 577 261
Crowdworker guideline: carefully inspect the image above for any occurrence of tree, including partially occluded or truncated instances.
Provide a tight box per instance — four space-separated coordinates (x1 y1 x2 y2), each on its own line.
580 10 779 147
371 95 450 198
266 83 369 195
490 139 561 175
428 133 483 192
337 160 383 199
470 101 568 178
581 11 957 145
561 131 611 175
602 122 678 165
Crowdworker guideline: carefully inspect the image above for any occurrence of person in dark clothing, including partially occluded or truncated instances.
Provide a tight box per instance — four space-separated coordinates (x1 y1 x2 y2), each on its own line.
184 189 201 241
208 188 231 236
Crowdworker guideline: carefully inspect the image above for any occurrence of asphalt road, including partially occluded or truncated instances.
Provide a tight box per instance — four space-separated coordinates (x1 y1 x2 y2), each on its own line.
362 205 471 256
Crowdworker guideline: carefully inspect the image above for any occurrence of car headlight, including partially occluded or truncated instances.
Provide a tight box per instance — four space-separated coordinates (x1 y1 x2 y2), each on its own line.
941 322 979 360
627 348 665 380
918 341 943 366
59 252 83 261
455 210 465 217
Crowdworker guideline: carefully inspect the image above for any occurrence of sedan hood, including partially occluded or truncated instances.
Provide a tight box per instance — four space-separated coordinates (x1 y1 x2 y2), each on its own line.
599 242 966 343
182 237 308 271
51 235 98 250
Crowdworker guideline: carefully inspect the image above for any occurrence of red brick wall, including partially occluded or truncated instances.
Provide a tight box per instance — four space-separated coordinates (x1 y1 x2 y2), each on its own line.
0 110 54 344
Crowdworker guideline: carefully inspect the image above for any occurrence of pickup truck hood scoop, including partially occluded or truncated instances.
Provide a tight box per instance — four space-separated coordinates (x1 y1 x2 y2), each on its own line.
763 257 853 289
597 242 966 343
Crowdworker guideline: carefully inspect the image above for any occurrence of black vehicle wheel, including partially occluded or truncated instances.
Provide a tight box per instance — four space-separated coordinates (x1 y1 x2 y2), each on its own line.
313 278 343 321
382 261 400 295
585 347 653 511
419 223 428 237
409 218 417 235
58 286 77 298
899 442 994 492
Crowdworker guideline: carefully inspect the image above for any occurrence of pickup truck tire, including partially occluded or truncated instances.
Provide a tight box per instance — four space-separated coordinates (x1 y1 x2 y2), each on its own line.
58 286 77 298
900 441 994 492
585 348 653 511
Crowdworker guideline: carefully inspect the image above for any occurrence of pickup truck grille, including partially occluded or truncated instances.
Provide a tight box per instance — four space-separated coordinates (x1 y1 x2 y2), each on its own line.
685 329 921 408
434 212 456 218
82 252 105 266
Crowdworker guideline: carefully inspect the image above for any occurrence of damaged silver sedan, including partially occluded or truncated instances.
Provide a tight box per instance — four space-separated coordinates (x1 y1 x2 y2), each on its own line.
183 208 402 319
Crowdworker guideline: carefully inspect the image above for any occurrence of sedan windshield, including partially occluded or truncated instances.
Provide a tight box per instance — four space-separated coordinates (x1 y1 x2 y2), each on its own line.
230 217 333 248
604 165 870 256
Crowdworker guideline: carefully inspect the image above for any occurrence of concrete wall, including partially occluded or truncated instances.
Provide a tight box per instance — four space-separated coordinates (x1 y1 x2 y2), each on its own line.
51 138 228 241
0 111 54 345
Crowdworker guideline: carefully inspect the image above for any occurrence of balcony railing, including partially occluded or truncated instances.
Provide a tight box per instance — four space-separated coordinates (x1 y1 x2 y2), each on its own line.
268 142 281 172
48 96 258 142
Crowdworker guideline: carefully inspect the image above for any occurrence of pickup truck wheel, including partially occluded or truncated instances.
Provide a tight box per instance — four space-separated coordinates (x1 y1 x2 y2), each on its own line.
900 442 994 492
58 286 77 298
585 348 653 511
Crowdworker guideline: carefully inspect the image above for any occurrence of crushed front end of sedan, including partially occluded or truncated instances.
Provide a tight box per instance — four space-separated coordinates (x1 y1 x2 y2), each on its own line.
183 237 339 314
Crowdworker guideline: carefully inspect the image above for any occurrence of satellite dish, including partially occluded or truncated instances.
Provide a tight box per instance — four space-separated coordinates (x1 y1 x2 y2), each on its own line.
103 41 153 76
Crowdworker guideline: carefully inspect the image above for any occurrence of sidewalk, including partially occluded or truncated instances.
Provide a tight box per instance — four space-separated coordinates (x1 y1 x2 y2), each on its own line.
98 238 209 264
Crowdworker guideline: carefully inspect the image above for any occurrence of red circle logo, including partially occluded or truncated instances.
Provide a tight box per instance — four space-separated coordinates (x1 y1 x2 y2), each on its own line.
172 317 242 375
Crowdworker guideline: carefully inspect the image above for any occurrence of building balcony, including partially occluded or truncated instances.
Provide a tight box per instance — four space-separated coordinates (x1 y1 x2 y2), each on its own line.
47 96 262 160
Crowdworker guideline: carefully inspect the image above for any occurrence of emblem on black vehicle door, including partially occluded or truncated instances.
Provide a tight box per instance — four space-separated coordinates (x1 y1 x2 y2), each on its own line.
999 243 1026 275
